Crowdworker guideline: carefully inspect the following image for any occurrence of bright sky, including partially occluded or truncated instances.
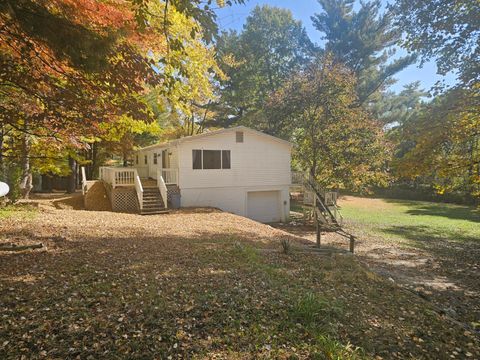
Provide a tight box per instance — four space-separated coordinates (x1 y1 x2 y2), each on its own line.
215 0 457 93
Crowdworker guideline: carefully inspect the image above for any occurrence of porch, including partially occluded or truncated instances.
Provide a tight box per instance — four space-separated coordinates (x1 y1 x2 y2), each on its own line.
96 166 179 214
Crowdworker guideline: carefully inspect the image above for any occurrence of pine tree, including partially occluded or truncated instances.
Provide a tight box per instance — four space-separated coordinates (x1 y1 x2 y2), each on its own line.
312 0 415 104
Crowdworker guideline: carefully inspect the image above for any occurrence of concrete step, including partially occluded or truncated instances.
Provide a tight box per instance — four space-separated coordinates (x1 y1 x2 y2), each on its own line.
140 209 169 215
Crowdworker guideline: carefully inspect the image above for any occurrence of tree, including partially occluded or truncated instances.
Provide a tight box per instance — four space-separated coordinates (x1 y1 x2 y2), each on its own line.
0 0 230 195
216 5 316 132
375 82 428 162
266 55 389 191
392 0 479 88
312 0 415 104
393 88 480 201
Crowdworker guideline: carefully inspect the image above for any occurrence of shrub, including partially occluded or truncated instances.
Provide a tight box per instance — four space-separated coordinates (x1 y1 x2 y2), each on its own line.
280 238 291 254
0 164 22 204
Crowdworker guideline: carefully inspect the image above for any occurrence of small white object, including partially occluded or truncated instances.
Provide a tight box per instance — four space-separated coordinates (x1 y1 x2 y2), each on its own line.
0 182 9 197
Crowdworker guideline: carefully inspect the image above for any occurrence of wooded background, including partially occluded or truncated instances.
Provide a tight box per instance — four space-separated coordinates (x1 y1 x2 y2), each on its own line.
1 0 478 204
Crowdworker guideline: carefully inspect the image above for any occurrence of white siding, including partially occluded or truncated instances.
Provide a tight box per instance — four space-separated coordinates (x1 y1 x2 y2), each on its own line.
177 130 291 189
137 147 178 179
181 185 290 222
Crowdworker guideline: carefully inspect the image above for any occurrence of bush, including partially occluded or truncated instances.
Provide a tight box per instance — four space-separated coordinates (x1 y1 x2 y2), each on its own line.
280 238 291 254
0 164 22 203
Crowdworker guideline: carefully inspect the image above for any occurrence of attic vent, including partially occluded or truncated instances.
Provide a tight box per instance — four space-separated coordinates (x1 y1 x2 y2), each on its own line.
236 131 244 143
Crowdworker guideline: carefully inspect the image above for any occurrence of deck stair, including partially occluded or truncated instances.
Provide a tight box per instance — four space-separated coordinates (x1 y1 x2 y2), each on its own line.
295 173 356 252
140 184 168 215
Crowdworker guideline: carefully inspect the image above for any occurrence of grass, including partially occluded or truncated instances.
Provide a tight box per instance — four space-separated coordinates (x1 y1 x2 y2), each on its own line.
339 197 480 247
0 203 37 220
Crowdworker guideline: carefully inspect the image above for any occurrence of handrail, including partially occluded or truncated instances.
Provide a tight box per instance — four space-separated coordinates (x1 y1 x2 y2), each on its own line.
81 166 87 195
134 170 143 211
157 169 168 209
298 172 342 225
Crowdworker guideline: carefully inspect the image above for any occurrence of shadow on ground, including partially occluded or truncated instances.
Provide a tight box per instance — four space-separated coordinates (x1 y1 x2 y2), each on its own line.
1 209 479 358
384 198 480 222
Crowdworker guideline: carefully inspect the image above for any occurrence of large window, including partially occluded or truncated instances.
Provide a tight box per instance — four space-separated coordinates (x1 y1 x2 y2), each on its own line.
192 150 231 170
203 150 221 169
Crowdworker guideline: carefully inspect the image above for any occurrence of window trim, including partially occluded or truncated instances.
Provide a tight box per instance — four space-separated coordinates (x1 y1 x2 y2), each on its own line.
192 149 231 170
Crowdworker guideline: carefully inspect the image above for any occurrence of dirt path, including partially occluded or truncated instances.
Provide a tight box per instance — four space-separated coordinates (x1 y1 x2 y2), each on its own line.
275 198 480 335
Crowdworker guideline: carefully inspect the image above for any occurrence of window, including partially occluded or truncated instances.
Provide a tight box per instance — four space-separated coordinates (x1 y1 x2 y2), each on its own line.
135 155 138 165
222 150 231 169
144 155 148 165
203 150 221 169
192 149 231 169
153 153 158 165
192 150 202 169
236 131 244 143
162 149 170 168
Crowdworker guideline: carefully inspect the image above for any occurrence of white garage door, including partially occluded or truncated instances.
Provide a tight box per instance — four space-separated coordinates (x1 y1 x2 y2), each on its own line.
247 191 281 223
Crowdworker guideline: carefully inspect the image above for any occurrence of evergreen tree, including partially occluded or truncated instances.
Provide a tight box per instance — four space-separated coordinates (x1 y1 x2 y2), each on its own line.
312 0 415 104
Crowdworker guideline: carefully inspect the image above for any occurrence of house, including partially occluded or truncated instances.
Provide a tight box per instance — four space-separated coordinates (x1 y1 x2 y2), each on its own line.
95 126 292 223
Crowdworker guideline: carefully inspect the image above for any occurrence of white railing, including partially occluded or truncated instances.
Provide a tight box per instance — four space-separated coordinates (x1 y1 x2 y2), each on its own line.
134 173 144 210
161 168 178 185
157 169 168 209
99 167 136 188
136 166 149 178
325 191 338 206
81 166 87 195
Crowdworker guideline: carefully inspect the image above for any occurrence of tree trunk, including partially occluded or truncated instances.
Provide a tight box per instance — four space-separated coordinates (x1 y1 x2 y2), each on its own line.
67 156 77 193
92 142 98 179
0 123 4 176
19 121 32 199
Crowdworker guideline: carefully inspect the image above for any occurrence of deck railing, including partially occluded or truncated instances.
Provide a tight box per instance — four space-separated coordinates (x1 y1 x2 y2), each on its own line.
134 173 144 210
99 167 137 188
157 169 168 209
81 167 87 195
161 168 178 185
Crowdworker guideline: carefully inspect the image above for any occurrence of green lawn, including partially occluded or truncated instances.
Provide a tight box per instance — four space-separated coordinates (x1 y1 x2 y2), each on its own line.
340 197 480 248
0 204 37 220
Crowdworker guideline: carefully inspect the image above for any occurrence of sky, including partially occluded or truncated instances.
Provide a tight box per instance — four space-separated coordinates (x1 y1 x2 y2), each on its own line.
215 0 457 93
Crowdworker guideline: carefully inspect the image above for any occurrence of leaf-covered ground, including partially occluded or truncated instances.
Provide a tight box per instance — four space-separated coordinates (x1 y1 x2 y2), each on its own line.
281 196 480 337
0 204 479 359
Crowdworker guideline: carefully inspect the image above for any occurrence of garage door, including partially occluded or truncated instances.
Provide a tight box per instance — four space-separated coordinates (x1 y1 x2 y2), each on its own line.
247 191 281 223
